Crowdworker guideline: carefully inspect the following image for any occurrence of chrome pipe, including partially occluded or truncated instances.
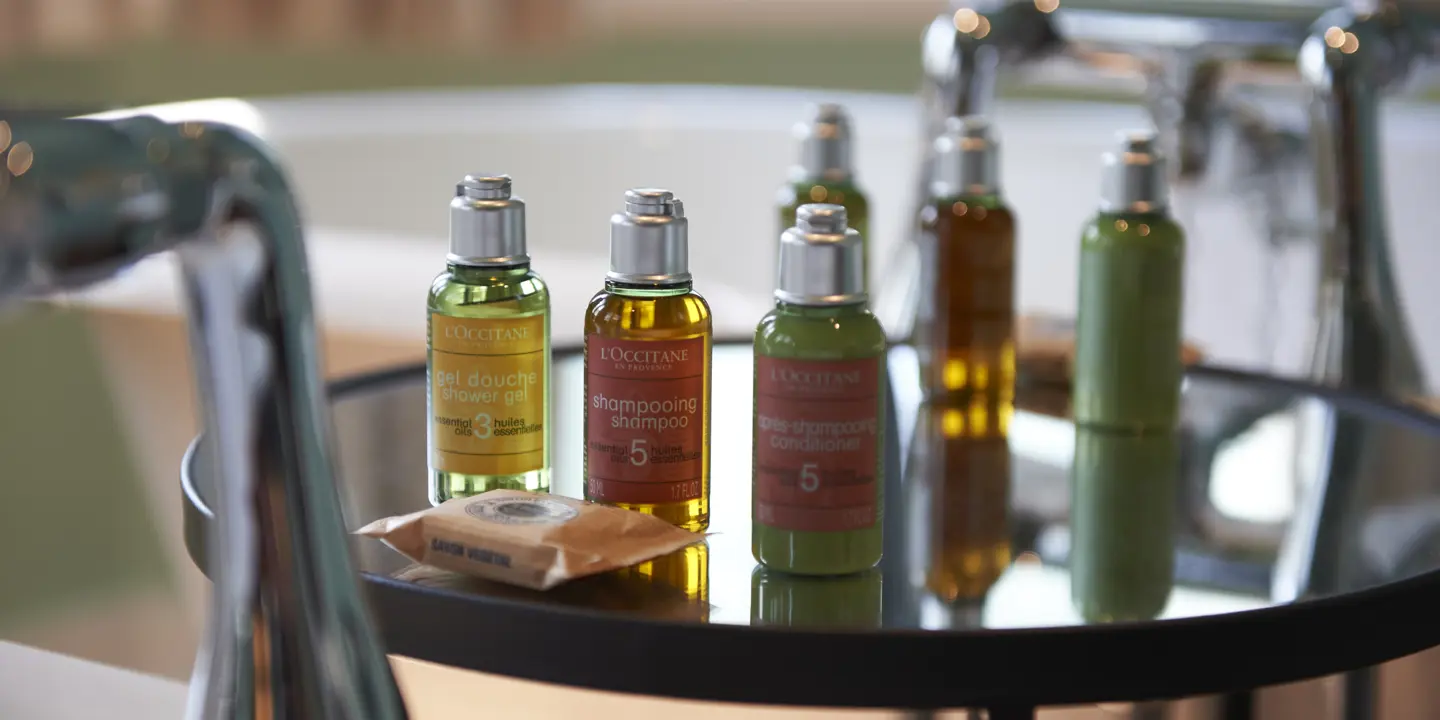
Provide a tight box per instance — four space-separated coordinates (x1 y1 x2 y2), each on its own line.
910 0 1434 398
0 116 406 719
1300 3 1435 396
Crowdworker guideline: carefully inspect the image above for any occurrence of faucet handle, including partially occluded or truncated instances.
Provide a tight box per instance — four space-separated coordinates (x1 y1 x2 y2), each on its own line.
922 1 1063 119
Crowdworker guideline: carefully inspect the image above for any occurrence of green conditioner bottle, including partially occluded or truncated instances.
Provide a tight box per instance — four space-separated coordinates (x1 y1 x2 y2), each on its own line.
777 104 870 290
753 203 886 575
1074 131 1186 433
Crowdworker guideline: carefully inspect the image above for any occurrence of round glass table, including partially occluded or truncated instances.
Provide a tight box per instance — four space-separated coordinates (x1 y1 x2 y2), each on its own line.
181 342 1440 717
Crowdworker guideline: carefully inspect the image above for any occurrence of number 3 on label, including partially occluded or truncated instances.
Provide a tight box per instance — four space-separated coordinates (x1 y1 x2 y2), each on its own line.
471 413 493 440
630 439 649 466
800 463 820 492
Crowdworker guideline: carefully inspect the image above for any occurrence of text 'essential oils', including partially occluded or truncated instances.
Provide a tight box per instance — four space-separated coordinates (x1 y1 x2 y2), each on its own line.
428 175 551 505
584 189 713 531
753 203 886 575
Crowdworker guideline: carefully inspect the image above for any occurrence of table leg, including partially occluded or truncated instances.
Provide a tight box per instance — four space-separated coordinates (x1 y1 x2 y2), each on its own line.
1226 690 1254 720
987 706 1036 720
1343 667 1376 720
902 711 981 719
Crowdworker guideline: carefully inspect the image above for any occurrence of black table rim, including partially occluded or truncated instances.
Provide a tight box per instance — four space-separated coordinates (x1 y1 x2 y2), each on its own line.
181 343 1440 709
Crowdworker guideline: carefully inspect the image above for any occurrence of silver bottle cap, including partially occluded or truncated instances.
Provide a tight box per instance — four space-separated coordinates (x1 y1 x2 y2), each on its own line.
930 116 1000 198
449 174 527 266
791 103 853 183
608 188 690 285
1099 130 1169 213
776 204 866 306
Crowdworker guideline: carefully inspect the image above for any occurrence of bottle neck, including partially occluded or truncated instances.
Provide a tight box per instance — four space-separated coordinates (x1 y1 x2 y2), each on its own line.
791 171 857 188
447 261 531 282
931 191 1005 209
775 299 866 316
605 279 692 297
1096 207 1171 222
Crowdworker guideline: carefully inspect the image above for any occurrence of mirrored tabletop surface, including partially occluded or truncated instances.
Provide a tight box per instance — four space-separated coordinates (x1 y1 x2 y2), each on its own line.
187 342 1440 632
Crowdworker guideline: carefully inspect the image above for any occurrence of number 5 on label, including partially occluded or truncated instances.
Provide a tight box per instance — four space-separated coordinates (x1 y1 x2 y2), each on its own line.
800 463 820 492
630 439 649 466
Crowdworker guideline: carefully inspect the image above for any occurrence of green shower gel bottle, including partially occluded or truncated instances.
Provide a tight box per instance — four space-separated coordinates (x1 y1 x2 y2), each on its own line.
1074 131 1186 433
1070 427 1178 623
753 204 886 575
428 175 551 505
777 104 870 290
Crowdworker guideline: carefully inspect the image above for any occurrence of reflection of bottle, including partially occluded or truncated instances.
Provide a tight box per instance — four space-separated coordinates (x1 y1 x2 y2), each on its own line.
1070 428 1178 623
751 567 882 628
428 175 552 504
777 104 870 290
406 542 711 623
753 204 886 575
919 595 986 631
1073 131 1185 433
584 190 713 531
910 401 1011 603
617 541 710 616
914 117 1016 408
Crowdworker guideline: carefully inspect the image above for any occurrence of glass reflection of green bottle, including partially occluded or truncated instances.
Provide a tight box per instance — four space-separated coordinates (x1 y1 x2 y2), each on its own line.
751 567 882 628
1070 428 1178 623
1074 131 1185 433
777 103 870 290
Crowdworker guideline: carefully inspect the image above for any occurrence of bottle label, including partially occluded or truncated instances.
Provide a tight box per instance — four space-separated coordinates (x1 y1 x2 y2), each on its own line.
430 313 546 476
754 355 882 532
585 335 707 505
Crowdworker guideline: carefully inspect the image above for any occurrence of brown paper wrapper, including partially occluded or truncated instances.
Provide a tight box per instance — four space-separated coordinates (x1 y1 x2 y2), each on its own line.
356 489 706 591
393 553 711 622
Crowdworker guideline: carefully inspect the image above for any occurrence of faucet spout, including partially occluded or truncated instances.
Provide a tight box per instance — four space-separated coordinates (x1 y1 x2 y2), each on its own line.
0 116 407 719
1299 5 1433 396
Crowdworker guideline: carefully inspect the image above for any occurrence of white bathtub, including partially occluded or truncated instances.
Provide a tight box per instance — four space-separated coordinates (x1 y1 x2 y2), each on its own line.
81 84 1440 386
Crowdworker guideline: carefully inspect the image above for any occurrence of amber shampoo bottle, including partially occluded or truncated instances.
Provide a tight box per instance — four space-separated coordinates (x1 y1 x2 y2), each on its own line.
584 189 713 531
914 116 1016 418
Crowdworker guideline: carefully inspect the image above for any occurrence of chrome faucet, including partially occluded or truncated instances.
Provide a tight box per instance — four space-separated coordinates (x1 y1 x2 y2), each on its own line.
916 0 1436 398
0 116 406 719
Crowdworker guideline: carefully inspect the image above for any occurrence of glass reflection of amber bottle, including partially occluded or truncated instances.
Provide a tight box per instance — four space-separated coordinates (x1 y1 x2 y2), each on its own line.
617 542 710 617
914 116 1016 414
910 400 1011 603
584 189 713 532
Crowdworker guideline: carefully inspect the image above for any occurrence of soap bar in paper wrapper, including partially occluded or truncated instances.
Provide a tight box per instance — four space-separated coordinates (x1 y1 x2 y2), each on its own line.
356 490 704 590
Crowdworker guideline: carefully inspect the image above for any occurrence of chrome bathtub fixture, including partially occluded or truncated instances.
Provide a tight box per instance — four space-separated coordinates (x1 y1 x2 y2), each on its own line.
915 0 1437 398
0 116 406 719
